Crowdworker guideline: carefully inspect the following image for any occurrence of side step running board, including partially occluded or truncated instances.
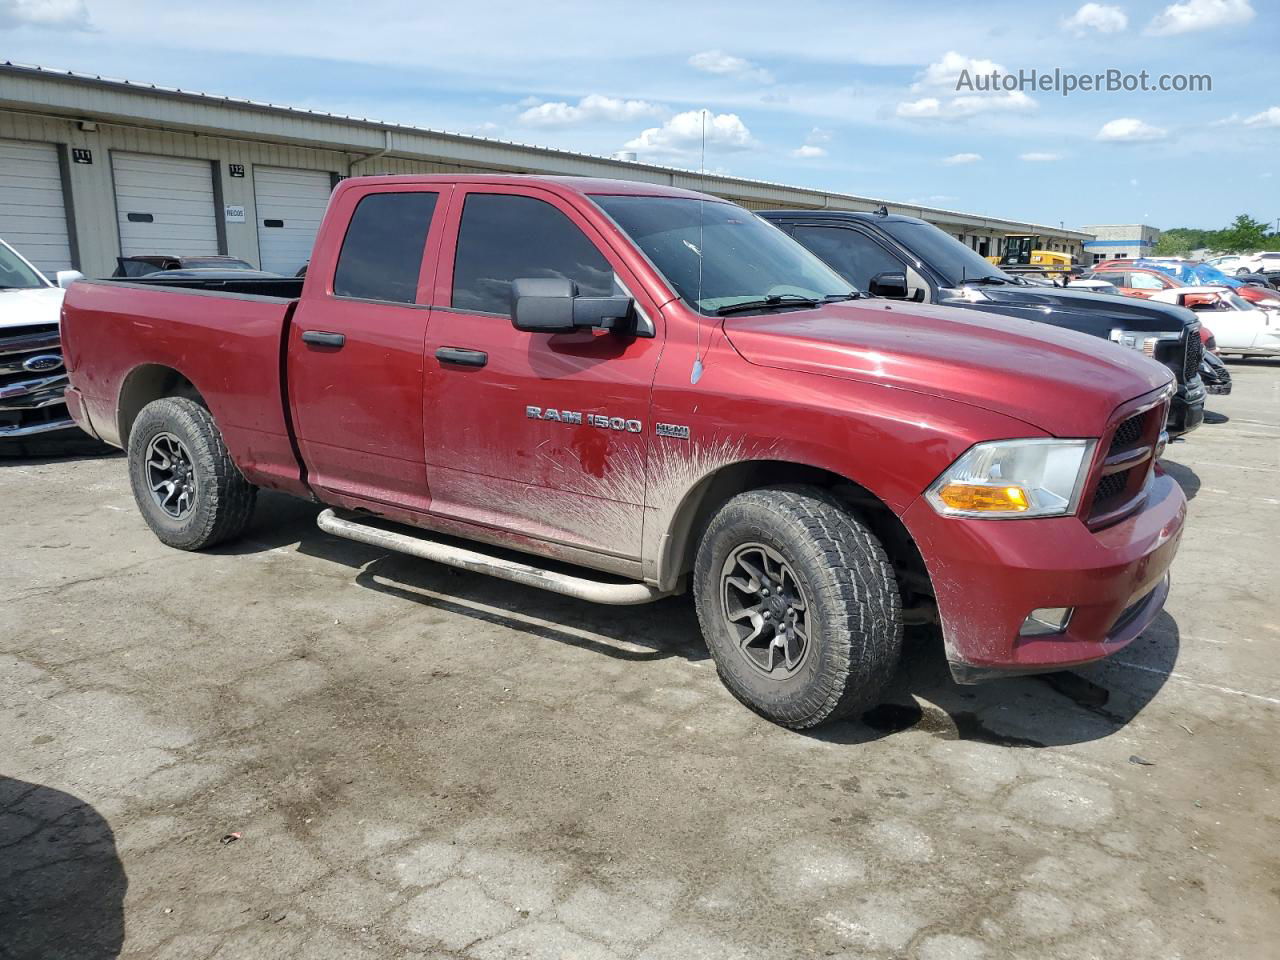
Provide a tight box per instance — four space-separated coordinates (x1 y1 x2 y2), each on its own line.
317 508 670 606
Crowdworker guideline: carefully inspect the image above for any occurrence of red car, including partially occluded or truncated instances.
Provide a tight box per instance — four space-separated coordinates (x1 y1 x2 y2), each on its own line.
59 175 1185 728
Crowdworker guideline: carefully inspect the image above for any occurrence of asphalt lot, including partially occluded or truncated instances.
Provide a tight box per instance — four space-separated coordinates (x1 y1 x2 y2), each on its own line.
2 361 1278 960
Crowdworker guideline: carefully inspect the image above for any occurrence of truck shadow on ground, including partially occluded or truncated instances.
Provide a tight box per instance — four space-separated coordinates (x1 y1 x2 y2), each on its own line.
225 493 1179 746
1160 457 1200 501
809 610 1180 749
217 492 708 663
0 776 126 959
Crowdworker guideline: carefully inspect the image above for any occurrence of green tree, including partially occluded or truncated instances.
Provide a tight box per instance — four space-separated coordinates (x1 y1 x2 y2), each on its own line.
1217 214 1270 253
1152 215 1277 257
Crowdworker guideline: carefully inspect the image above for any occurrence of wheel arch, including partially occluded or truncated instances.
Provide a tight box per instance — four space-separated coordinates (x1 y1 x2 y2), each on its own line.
655 458 934 614
116 363 208 448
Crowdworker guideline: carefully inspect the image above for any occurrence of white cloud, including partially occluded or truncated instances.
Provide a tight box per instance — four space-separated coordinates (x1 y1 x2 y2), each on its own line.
1063 3 1129 34
688 50 774 84
912 51 1004 91
898 53 1037 120
1096 117 1168 141
1020 151 1060 161
0 0 90 28
896 97 942 118
942 153 982 165
517 94 665 127
791 126 831 157
624 110 755 158
1146 0 1254 35
896 90 1035 120
1243 106 1280 128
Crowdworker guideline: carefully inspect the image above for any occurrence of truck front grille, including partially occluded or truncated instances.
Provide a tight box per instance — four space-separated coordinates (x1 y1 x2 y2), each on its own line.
1108 414 1143 453
1088 399 1168 526
1183 334 1203 383
0 323 68 424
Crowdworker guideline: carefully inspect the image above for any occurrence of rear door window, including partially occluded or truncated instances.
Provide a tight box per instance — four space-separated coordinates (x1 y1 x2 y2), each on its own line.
451 193 615 316
334 192 438 303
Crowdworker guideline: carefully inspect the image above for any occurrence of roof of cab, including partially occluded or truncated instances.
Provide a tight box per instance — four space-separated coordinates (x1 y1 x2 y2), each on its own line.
336 173 721 202
757 209 929 225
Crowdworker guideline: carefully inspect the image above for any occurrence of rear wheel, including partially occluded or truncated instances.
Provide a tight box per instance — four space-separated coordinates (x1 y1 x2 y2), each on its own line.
127 397 256 550
693 486 902 729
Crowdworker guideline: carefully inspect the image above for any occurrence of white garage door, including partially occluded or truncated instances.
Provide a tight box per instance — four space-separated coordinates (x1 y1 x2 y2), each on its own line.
254 167 333 275
0 138 73 276
113 153 219 258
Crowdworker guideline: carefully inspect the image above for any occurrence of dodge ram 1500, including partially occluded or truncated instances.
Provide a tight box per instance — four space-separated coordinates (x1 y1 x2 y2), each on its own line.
61 175 1185 728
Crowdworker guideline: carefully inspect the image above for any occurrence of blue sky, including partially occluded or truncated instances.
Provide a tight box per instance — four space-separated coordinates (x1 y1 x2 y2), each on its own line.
2 0 1276 229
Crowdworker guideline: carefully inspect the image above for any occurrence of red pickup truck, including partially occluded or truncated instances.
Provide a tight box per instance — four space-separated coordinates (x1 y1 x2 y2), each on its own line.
61 175 1185 729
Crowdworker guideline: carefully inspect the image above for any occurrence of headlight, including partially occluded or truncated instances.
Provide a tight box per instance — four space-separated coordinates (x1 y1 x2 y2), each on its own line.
1110 329 1180 357
926 438 1096 519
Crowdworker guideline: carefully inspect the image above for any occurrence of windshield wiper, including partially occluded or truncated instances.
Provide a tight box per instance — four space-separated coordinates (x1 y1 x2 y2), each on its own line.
715 294 822 316
961 276 1009 285
822 292 862 301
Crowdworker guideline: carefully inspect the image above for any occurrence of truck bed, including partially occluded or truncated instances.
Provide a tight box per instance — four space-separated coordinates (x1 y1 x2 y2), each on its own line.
61 278 308 496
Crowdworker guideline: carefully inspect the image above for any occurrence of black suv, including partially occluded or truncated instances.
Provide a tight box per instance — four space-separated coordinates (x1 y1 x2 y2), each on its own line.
760 210 1204 436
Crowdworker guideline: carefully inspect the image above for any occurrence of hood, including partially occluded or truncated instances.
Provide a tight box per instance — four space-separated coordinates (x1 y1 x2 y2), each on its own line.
969 284 1196 332
0 286 64 330
723 299 1173 437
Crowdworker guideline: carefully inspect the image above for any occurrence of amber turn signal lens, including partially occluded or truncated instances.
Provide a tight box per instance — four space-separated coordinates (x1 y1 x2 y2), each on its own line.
935 482 1030 512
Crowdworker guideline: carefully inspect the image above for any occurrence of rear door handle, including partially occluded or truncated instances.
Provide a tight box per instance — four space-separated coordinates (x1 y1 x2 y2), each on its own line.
435 346 488 368
301 331 345 348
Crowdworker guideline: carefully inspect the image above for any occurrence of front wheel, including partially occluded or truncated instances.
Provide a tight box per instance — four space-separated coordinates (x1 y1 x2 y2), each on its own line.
693 486 902 729
127 397 257 550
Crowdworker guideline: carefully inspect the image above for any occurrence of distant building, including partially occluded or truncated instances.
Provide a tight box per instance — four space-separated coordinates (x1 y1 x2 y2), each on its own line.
0 61 1093 277
1079 224 1162 263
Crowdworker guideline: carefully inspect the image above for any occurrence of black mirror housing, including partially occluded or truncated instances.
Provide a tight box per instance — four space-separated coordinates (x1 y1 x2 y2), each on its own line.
868 271 909 299
511 278 634 334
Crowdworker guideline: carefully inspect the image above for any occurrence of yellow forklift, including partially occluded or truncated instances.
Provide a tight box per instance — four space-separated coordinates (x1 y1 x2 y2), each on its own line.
987 234 1073 279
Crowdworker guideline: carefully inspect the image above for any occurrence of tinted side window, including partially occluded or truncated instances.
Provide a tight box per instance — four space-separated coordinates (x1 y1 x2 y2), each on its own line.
791 225 905 290
452 193 615 315
334 192 438 303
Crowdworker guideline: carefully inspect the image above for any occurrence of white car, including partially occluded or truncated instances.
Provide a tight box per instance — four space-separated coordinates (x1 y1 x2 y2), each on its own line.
0 238 85 447
1066 278 1123 295
1206 252 1280 276
1147 285 1280 357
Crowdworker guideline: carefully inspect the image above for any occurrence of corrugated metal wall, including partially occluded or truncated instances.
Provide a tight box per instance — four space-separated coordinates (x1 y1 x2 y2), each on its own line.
0 105 1082 277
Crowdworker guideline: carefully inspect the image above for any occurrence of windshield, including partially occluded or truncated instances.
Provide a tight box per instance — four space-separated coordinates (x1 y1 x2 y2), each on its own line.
875 219 1011 286
592 195 855 314
1136 259 1242 288
0 242 48 289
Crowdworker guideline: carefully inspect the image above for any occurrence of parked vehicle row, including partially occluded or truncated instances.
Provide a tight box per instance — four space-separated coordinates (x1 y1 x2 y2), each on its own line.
1083 259 1280 359
59 174 1187 728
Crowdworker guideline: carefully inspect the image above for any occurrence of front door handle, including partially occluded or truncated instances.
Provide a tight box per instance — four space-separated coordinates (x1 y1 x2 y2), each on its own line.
435 346 488 368
301 331 345 348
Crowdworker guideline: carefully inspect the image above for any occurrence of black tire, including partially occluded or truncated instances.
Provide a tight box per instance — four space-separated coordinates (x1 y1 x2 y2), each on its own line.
693 485 902 729
127 397 256 550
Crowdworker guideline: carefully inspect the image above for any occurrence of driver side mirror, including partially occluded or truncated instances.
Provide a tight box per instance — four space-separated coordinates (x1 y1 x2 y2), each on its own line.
868 271 909 299
511 278 634 334
55 270 84 289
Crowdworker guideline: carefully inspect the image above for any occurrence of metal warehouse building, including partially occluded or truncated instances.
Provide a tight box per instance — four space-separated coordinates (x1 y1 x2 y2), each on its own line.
0 61 1092 278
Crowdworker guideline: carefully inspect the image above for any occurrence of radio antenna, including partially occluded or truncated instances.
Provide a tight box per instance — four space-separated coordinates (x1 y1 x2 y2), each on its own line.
692 109 708 384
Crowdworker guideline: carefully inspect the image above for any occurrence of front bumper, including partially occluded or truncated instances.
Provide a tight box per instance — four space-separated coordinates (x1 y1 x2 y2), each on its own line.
1167 380 1204 436
902 470 1186 681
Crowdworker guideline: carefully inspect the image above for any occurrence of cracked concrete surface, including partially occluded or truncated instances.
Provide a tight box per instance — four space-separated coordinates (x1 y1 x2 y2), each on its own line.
2 363 1278 959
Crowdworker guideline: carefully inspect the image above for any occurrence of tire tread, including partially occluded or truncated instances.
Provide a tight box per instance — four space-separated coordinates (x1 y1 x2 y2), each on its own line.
694 485 902 729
